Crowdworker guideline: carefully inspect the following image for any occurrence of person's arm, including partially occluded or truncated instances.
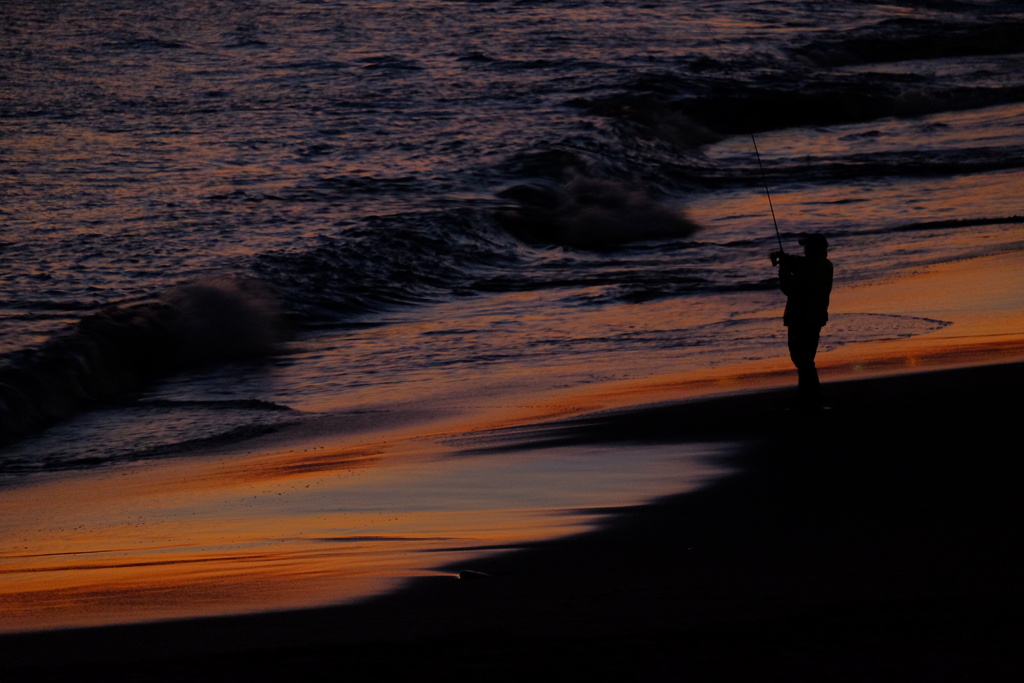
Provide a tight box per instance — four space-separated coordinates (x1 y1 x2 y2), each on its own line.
777 253 797 295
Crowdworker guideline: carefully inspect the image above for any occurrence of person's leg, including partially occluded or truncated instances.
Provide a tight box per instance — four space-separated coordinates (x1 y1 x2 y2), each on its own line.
788 326 822 405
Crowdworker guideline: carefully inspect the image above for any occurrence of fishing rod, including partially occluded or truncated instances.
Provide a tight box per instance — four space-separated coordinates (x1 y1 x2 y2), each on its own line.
750 134 785 254
702 24 786 255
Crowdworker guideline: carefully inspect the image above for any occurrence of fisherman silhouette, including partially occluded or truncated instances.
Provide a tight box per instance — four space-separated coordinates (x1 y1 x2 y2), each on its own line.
771 234 833 407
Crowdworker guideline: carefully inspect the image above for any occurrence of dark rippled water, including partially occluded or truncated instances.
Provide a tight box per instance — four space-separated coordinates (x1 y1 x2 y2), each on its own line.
2 0 1023 471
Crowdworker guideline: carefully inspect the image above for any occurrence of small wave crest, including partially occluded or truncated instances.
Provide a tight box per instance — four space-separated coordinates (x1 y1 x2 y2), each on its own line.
495 175 700 250
794 18 1024 68
0 277 287 447
582 77 1024 140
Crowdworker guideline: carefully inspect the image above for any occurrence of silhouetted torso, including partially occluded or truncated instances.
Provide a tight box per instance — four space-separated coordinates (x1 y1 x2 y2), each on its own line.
779 254 833 328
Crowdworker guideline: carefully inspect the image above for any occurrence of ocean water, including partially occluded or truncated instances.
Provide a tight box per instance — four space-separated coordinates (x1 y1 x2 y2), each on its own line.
2 0 1023 630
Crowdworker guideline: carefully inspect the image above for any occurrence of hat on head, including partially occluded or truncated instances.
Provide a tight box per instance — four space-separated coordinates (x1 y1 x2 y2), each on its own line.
798 233 828 251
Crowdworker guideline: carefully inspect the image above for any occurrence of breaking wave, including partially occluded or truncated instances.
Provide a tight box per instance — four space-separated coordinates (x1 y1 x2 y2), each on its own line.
0 278 286 446
495 176 700 250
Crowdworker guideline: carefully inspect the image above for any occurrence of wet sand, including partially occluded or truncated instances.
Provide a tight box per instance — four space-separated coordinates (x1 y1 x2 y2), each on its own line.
2 252 1023 680
3 362 1023 681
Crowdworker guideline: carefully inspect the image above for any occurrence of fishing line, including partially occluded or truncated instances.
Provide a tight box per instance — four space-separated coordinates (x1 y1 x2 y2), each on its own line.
702 23 785 252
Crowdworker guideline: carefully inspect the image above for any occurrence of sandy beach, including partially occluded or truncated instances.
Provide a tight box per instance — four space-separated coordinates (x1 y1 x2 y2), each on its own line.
2 251 1023 680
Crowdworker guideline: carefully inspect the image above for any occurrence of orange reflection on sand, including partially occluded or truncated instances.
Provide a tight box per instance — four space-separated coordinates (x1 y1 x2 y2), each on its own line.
0 465 598 633
0 404 717 633
194 444 383 489
0 542 419 631
832 250 1024 336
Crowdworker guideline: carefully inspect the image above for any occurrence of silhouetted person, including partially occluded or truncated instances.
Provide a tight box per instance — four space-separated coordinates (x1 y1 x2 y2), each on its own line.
772 234 833 407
